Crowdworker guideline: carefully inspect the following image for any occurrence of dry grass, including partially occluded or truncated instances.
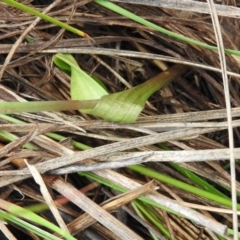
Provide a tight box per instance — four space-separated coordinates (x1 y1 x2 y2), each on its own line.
0 0 240 239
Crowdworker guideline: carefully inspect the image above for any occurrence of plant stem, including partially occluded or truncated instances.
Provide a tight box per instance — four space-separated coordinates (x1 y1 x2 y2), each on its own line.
0 100 98 114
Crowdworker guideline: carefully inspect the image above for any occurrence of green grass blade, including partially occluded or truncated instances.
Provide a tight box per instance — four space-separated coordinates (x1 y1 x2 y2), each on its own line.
227 228 240 238
79 171 182 215
0 113 92 151
94 0 240 57
159 143 229 199
0 130 37 150
128 164 240 209
2 0 88 38
45 132 91 150
0 209 62 240
133 201 171 239
0 200 75 240
170 162 229 199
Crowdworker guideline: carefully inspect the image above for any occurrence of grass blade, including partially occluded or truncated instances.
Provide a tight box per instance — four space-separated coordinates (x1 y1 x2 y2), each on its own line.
2 0 89 38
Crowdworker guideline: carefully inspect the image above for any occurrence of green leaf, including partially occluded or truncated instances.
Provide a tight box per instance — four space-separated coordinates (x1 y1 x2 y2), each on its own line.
53 54 72 72
53 53 108 114
54 53 187 122
90 64 188 122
